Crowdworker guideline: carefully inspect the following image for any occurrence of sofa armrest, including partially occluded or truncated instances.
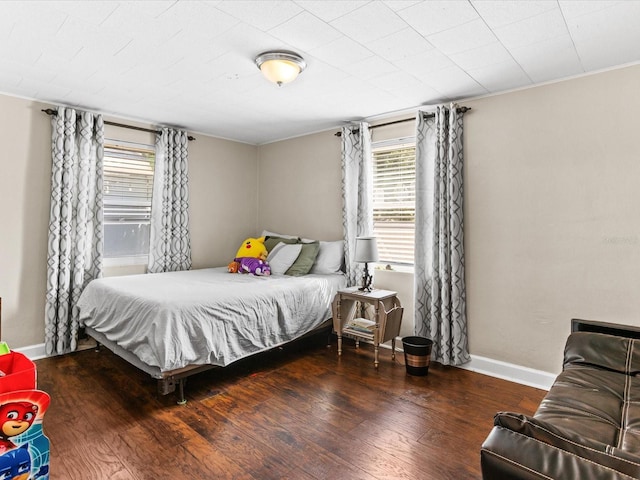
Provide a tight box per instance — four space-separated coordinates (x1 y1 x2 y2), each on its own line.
563 332 640 375
481 426 640 480
481 412 640 479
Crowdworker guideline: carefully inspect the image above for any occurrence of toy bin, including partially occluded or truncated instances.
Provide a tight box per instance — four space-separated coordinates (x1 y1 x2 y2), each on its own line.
0 351 50 480
0 351 36 392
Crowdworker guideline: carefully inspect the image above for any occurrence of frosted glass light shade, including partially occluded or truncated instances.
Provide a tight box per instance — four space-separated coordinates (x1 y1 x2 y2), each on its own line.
354 237 379 263
255 51 306 86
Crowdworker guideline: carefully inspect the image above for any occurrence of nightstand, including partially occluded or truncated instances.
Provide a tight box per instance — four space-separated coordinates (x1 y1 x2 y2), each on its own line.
332 287 403 368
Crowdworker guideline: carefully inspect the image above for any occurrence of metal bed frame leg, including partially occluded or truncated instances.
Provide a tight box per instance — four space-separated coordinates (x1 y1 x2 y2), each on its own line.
177 378 187 405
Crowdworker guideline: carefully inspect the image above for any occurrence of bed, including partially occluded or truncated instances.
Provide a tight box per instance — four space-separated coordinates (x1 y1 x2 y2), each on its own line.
77 267 347 403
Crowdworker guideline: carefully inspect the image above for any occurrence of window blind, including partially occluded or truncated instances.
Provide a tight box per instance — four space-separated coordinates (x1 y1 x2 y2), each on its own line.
103 142 155 225
372 142 416 265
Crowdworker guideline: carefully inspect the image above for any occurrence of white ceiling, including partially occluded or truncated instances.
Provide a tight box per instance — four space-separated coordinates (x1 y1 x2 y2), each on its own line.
2 0 640 145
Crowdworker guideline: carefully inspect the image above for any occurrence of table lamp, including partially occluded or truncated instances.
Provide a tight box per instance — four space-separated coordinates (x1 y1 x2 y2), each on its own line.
355 237 378 292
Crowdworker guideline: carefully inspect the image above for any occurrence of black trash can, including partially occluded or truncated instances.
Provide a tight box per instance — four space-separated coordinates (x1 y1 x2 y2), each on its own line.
402 336 433 376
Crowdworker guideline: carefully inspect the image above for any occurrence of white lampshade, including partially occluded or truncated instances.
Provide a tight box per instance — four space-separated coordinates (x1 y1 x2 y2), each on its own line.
354 237 379 263
255 51 306 86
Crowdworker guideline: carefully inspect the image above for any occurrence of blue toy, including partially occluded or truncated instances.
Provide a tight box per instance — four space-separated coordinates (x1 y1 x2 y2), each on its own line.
0 444 30 479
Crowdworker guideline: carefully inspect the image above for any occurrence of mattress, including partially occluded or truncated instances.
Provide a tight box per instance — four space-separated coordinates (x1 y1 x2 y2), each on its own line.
77 267 347 372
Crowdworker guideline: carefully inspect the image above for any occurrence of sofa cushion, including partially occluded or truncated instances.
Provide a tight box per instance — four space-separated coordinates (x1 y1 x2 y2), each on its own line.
536 366 626 446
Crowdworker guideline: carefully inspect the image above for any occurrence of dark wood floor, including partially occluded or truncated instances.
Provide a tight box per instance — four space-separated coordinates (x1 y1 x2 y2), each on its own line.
35 333 546 479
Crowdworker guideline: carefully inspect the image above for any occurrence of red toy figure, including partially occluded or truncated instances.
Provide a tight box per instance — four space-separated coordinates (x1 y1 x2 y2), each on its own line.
0 402 38 453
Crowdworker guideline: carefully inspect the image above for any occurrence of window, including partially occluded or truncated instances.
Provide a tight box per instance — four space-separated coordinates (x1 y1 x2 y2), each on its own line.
372 138 416 265
103 139 155 264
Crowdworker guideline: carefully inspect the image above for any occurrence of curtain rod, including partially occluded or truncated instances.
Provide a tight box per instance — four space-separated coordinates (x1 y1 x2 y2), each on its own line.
41 109 196 141
334 106 471 137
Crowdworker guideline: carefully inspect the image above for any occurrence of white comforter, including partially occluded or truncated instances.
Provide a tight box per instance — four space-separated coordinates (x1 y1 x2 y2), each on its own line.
77 268 347 371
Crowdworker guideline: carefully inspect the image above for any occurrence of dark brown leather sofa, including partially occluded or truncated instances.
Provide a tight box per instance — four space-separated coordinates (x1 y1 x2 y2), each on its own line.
481 320 640 479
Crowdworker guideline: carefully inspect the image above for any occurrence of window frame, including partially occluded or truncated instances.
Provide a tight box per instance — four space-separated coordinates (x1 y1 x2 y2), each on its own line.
371 135 416 267
102 138 156 267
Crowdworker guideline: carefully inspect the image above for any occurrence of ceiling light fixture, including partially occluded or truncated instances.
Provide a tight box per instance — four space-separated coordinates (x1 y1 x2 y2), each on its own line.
255 50 306 86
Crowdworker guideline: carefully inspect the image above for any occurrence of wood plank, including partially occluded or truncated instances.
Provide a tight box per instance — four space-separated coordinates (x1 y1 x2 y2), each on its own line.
56 438 139 480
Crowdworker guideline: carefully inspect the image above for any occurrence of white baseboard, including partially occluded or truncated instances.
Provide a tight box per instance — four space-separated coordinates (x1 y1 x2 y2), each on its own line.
14 343 47 361
459 354 556 391
19 340 557 391
379 342 556 391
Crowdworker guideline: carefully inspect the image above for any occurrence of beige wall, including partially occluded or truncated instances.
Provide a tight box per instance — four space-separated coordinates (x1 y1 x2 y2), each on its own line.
189 133 258 268
257 130 343 241
464 64 640 373
0 96 51 348
0 94 257 349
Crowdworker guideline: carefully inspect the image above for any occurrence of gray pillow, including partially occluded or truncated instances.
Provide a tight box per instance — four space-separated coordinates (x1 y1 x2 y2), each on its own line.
264 235 298 253
286 241 320 276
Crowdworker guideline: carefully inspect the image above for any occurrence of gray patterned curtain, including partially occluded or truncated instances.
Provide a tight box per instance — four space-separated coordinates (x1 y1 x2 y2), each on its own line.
341 123 373 286
45 107 104 355
147 127 192 273
414 104 470 366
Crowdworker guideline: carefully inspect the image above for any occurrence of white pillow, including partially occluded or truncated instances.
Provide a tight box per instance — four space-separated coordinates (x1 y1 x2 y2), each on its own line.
262 230 298 240
267 242 302 274
310 240 344 274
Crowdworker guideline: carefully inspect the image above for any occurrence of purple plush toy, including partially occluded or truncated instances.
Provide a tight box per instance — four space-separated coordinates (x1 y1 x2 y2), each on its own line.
236 257 271 276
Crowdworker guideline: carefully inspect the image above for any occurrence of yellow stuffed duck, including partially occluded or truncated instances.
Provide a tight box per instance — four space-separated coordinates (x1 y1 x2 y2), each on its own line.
228 237 271 276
